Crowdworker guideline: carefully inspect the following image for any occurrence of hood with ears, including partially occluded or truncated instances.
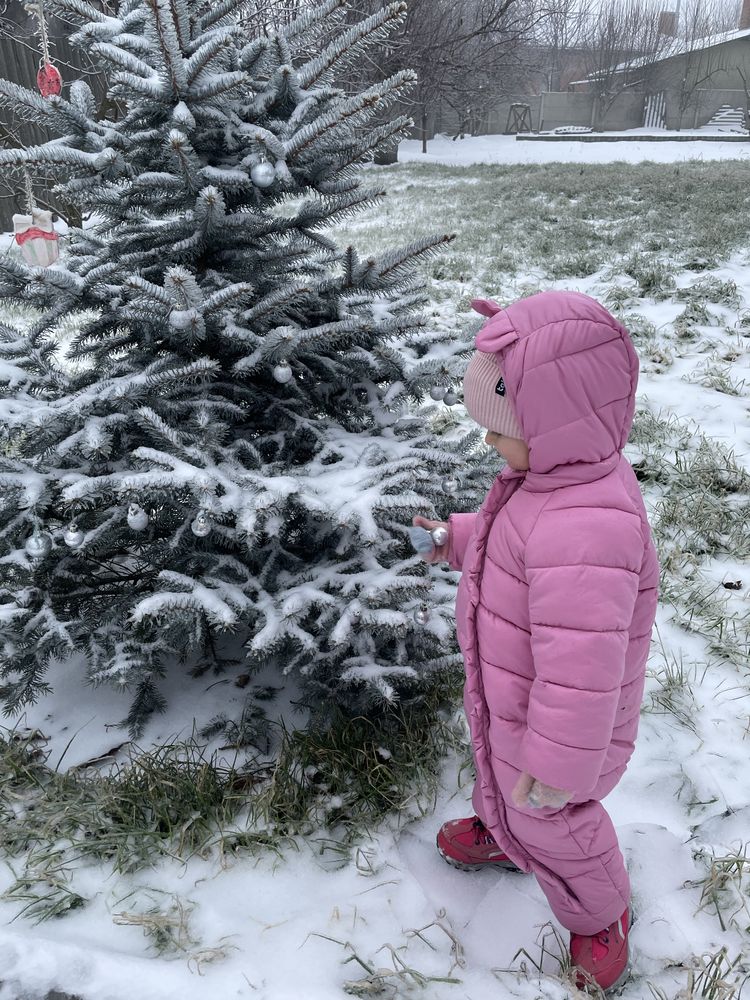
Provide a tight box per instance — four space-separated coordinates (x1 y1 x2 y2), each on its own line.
470 291 639 480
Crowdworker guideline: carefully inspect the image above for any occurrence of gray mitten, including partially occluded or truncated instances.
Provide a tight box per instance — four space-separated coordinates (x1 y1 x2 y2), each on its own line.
407 525 435 554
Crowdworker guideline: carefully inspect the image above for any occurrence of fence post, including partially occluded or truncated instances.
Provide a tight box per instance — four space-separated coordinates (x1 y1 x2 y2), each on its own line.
539 91 545 132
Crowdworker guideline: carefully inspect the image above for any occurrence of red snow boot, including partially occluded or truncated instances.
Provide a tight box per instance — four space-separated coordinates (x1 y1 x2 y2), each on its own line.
436 816 522 872
570 908 630 994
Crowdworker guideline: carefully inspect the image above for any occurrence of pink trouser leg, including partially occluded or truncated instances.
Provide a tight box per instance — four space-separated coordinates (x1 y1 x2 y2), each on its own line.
473 764 630 935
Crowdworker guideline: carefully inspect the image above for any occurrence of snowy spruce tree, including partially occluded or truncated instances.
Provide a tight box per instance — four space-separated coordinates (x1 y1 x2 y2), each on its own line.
0 0 486 736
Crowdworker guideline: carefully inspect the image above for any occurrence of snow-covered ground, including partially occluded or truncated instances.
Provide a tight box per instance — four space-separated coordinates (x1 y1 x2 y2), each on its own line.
2 137 750 999
399 130 750 165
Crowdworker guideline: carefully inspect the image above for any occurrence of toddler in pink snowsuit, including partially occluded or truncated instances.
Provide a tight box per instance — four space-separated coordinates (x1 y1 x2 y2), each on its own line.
413 290 659 993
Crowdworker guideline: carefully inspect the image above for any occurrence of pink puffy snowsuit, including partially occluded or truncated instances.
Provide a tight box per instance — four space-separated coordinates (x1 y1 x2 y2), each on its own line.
447 290 659 934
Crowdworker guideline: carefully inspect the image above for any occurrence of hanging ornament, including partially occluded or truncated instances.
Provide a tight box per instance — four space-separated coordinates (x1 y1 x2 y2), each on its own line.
273 363 293 384
32 2 62 97
63 521 84 549
25 527 52 561
441 477 459 495
250 161 276 188
13 172 59 267
431 525 449 547
413 605 430 626
443 390 458 406
127 504 149 531
191 510 211 537
37 60 62 97
429 386 446 401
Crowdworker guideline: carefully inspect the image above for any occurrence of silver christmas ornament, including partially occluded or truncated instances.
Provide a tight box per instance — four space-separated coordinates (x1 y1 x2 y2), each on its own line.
63 522 85 549
413 605 430 625
431 526 449 547
25 529 51 561
272 363 293 384
441 477 459 495
443 390 458 406
429 386 446 401
127 504 149 531
191 510 211 537
250 161 276 188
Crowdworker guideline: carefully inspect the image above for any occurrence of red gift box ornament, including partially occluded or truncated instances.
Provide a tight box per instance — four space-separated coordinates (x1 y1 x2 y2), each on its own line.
37 60 62 98
13 208 60 267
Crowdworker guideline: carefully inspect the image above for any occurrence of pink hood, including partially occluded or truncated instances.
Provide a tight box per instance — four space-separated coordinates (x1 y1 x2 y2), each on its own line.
471 290 639 480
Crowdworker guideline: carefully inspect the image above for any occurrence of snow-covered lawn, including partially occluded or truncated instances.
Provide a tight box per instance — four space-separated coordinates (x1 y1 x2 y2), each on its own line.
2 141 750 999
399 130 750 165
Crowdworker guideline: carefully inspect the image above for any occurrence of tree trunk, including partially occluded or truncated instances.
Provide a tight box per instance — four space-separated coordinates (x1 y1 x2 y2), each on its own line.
421 106 428 153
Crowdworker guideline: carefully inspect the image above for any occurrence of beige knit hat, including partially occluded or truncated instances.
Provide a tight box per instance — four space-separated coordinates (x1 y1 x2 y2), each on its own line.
462 350 523 439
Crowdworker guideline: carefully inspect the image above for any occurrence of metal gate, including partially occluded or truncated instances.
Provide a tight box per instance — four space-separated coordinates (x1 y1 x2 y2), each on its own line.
643 92 666 129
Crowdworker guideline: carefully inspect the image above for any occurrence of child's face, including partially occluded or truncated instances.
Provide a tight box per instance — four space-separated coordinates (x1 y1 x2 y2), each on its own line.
484 430 530 471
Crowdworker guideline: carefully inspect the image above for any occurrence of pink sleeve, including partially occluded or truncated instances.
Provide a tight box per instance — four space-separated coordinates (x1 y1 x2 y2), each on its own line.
447 513 478 572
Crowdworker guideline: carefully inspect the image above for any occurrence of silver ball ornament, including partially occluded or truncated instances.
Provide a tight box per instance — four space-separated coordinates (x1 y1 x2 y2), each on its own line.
25 529 52 561
413 605 430 625
127 504 149 531
443 390 458 406
441 477 459 495
250 162 276 188
273 363 293 384
63 522 85 549
191 510 211 537
430 526 449 547
429 386 446 401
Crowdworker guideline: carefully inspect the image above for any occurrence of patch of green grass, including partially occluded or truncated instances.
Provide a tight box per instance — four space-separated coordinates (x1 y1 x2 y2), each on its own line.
0 672 465 921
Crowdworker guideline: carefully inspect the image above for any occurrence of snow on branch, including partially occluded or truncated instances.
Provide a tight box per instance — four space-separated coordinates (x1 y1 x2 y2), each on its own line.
297 2 407 91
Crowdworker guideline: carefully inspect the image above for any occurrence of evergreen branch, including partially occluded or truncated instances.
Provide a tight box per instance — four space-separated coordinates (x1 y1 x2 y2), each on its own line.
110 71 169 100
0 79 73 133
237 124 286 161
123 275 176 309
286 70 417 158
370 234 457 286
187 70 249 102
238 283 311 325
297 2 407 91
143 0 189 96
184 28 237 84
198 0 247 33
134 407 189 454
46 0 111 22
144 357 220 389
90 42 159 80
202 283 255 314
0 144 116 172
168 0 190 54
335 115 414 172
282 0 349 42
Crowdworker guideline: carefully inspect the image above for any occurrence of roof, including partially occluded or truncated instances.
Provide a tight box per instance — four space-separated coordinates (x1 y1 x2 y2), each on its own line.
572 24 750 85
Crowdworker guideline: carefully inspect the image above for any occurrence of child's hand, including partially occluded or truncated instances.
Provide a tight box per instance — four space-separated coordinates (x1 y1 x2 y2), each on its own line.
411 515 450 564
511 772 573 810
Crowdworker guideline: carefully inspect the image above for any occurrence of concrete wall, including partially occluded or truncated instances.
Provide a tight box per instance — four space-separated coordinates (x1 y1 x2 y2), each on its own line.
410 95 543 140
539 90 644 131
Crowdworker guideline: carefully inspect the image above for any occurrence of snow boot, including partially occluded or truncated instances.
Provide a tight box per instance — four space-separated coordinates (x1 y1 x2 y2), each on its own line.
570 908 631 994
436 816 523 872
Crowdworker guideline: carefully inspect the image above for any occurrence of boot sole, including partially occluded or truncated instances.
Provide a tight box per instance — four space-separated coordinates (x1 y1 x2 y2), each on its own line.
436 841 523 873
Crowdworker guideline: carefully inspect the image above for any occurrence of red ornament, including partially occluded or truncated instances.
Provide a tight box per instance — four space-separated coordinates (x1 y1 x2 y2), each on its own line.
37 61 62 98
